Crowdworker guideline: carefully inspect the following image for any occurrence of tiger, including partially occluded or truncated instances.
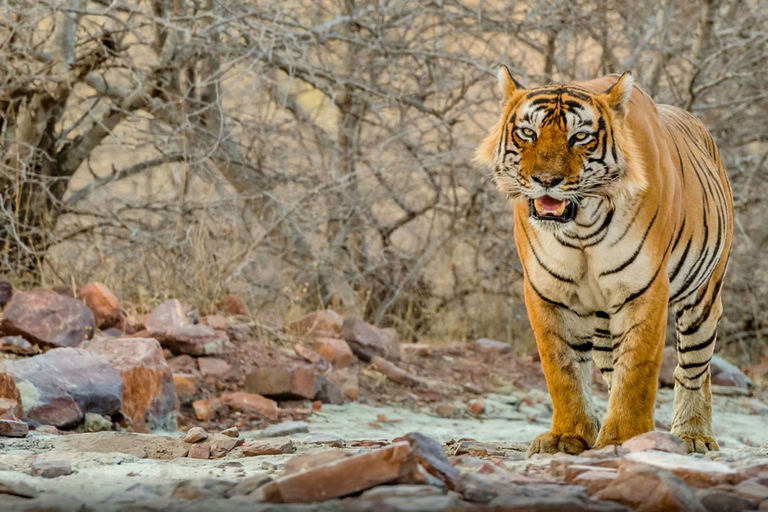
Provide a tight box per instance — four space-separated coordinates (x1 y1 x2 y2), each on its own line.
476 68 733 455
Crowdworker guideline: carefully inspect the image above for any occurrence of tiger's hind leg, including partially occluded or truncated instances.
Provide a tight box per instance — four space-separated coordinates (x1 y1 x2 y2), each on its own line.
670 276 724 453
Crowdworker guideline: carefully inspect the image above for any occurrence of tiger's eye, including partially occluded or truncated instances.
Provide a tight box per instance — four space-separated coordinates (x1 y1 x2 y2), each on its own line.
518 127 536 139
574 132 588 140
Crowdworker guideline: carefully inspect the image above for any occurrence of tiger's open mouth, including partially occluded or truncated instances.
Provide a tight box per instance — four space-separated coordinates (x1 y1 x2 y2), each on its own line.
530 196 577 223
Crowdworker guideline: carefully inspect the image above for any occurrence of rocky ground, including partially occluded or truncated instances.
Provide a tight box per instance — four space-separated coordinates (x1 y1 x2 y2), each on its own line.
1 283 768 511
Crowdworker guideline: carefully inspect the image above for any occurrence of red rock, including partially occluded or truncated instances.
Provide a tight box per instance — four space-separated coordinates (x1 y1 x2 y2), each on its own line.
184 427 208 443
564 464 616 483
218 294 251 317
401 343 433 357
202 315 228 331
188 443 211 459
254 441 415 503
288 309 344 336
621 450 742 488
145 300 190 331
340 318 385 360
197 357 231 377
469 398 486 416
710 355 751 389
0 348 122 427
596 466 707 512
473 338 511 354
573 470 618 494
209 433 244 458
293 344 329 372
0 418 28 437
0 336 35 355
221 426 239 438
77 283 122 329
622 432 688 455
173 373 198 404
245 365 320 400
82 337 177 431
313 338 354 368
0 291 95 348
242 437 295 456
152 325 229 356
220 392 278 420
0 398 19 419
192 399 215 421
659 346 677 387
0 281 12 308
312 400 322 411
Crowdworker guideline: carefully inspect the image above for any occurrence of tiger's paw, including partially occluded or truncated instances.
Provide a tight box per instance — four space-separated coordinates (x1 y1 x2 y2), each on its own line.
678 434 719 454
527 432 590 457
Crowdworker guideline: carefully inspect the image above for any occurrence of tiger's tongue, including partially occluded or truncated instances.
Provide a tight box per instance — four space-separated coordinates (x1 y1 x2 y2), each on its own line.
534 196 568 216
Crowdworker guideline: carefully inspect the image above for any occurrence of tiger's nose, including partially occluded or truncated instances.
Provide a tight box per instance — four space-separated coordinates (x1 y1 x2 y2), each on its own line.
532 174 564 188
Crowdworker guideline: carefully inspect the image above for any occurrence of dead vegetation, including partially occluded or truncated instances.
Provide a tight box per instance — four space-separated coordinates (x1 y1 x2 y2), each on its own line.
1 0 768 361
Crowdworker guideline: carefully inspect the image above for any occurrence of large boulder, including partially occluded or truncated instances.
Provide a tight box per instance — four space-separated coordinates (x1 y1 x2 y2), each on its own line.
0 291 95 348
82 337 177 431
0 348 123 427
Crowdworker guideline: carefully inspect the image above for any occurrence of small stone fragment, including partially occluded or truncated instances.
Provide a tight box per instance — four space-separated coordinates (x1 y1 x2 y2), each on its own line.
622 432 688 455
220 392 278 420
244 365 320 400
0 336 35 355
188 443 211 460
473 338 511 354
35 425 59 435
174 373 198 404
202 314 228 331
573 470 619 494
218 294 251 317
399 432 460 489
198 357 231 377
77 282 122 329
304 433 345 448
220 426 239 438
293 344 329 370
313 338 354 368
242 437 295 456
31 459 74 479
435 403 456 418
184 427 208 443
469 398 486 416
0 418 28 437
208 434 244 458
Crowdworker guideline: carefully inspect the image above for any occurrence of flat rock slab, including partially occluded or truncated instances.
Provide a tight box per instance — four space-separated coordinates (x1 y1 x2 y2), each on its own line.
0 419 28 437
0 348 123 427
621 450 742 487
1 291 95 348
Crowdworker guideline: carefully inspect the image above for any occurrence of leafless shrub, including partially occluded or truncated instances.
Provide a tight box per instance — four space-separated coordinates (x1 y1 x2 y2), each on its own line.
1 0 768 360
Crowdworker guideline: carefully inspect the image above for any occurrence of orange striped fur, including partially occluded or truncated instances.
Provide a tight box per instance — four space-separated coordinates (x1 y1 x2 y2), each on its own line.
477 69 733 455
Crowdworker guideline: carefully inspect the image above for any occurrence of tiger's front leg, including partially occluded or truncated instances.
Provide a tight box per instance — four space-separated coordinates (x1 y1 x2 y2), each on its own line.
525 280 600 456
594 276 669 448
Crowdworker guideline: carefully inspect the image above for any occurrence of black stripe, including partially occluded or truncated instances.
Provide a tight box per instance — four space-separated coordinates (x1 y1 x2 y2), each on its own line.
677 330 717 353
522 224 575 284
600 209 659 276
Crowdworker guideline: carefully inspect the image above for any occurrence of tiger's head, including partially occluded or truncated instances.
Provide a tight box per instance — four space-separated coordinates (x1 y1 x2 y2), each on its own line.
477 67 645 224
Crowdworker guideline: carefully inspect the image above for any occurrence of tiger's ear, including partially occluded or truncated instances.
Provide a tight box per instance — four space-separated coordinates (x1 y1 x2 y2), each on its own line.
603 71 634 116
498 65 525 101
